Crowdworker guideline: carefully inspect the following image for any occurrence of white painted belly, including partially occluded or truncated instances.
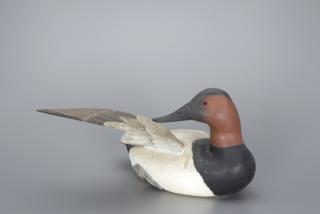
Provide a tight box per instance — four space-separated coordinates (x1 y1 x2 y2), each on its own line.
128 129 215 197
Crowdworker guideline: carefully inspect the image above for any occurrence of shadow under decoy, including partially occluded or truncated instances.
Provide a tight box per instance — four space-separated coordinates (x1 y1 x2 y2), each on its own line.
36 179 258 214
36 156 258 214
207 187 260 214
215 187 258 202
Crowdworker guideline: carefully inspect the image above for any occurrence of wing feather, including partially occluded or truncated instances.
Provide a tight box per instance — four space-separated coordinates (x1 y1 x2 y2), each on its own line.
37 108 183 153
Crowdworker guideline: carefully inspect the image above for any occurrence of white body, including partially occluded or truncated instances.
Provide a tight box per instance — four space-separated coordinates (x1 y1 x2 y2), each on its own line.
128 129 215 197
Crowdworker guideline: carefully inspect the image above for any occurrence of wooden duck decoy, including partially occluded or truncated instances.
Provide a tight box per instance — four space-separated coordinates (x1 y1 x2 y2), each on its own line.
37 88 255 197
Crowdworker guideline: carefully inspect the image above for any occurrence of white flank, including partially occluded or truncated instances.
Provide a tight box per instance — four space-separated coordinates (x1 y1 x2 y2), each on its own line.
128 129 215 197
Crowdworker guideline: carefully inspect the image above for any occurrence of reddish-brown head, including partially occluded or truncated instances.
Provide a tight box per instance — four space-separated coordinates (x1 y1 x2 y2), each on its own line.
153 88 244 148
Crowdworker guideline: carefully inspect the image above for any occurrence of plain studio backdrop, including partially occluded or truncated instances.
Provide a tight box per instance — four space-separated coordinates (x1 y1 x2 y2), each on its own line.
0 0 319 214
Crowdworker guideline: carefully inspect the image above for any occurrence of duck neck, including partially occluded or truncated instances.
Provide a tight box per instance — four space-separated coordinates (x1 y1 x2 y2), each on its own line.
209 127 244 148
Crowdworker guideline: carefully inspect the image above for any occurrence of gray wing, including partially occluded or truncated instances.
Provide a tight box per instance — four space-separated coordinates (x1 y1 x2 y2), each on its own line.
37 108 136 125
37 108 184 153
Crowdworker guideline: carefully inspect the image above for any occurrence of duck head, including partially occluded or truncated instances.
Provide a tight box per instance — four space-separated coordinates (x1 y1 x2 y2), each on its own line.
153 88 243 148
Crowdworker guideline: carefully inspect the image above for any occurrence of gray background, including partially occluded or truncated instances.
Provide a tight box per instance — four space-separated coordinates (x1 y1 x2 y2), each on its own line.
1 0 319 214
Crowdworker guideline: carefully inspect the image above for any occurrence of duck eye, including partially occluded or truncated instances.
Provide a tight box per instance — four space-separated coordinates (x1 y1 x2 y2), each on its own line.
202 101 207 106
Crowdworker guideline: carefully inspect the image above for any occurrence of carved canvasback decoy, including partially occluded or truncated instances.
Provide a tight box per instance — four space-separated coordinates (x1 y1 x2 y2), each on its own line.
37 88 255 197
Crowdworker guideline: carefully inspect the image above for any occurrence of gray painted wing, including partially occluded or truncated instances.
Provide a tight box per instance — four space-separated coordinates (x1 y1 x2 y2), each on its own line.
37 108 184 153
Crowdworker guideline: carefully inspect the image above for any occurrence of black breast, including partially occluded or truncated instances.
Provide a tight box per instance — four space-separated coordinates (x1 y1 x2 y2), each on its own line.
192 139 256 195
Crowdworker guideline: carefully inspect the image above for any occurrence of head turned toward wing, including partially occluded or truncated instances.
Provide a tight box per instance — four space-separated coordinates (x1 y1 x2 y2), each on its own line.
153 88 243 148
